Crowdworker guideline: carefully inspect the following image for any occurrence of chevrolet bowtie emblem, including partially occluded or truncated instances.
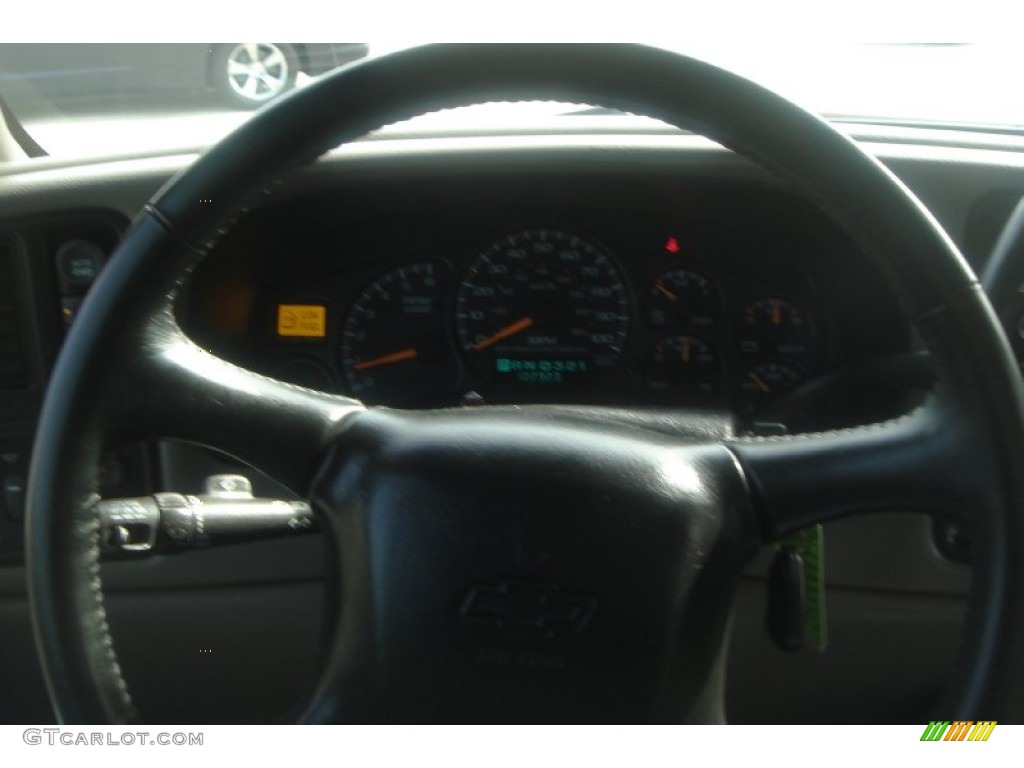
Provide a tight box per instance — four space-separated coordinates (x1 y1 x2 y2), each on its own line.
460 580 596 638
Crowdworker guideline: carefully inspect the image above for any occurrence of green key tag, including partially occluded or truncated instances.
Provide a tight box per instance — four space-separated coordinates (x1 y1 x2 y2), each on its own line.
779 524 827 652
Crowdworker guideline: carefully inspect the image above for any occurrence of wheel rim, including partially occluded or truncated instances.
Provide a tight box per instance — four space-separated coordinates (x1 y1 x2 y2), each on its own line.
225 43 291 102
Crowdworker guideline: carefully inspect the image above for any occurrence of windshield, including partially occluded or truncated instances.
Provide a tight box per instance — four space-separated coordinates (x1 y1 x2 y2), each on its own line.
1 42 1020 162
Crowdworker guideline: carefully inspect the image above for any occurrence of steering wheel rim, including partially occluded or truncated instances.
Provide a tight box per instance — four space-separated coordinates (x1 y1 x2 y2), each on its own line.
25 43 1024 723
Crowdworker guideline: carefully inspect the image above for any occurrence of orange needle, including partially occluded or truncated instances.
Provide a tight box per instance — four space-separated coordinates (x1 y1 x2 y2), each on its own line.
654 281 677 301
772 300 782 326
474 316 534 351
353 347 418 371
680 337 691 364
750 372 771 393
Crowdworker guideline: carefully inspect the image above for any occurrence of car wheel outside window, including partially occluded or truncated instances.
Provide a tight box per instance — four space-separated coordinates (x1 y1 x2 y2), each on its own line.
213 43 298 109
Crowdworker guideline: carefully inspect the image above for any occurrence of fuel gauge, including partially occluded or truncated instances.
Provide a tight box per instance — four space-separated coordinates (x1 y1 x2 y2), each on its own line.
648 269 721 330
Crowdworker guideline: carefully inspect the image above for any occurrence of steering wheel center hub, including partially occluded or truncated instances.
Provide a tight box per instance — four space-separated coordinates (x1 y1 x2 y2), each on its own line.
305 408 757 722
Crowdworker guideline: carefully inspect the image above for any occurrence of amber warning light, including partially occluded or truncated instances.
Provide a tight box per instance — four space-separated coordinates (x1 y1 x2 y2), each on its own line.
277 304 327 338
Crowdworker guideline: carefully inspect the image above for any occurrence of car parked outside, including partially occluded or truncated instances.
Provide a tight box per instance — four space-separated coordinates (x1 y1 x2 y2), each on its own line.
0 43 369 109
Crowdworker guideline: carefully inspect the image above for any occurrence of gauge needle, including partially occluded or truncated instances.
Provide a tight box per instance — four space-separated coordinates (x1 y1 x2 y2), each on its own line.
772 300 782 326
353 347 418 371
749 372 771 393
474 316 534 351
680 337 691 363
654 281 677 301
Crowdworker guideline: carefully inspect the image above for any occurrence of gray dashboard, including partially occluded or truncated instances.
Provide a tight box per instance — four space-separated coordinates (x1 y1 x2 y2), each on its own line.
1 126 1022 722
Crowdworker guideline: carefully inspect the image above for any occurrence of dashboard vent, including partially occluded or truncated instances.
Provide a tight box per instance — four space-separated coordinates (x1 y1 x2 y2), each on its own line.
0 243 28 388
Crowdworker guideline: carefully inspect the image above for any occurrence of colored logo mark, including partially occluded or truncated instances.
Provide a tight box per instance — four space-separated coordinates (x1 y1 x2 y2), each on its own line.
920 721 997 742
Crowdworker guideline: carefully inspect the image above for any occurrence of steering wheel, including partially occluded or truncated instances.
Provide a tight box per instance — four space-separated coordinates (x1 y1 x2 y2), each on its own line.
25 44 1024 723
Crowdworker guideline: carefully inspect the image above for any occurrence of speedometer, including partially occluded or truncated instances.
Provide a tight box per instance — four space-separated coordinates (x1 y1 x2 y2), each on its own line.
455 228 630 389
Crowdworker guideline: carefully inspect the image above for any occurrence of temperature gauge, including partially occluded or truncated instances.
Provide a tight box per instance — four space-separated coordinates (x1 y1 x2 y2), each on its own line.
642 335 721 399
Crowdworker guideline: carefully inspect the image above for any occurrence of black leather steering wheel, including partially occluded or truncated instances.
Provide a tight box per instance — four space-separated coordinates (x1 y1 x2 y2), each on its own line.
25 44 1024 723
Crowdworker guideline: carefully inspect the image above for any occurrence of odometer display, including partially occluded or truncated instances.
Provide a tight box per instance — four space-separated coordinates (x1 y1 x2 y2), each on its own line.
456 228 630 389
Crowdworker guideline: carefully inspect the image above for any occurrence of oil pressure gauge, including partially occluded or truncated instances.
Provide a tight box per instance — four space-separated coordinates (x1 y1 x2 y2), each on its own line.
740 361 805 406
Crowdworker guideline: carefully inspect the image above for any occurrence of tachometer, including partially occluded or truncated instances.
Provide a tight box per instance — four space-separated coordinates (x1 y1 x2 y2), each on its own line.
455 228 630 389
340 261 458 406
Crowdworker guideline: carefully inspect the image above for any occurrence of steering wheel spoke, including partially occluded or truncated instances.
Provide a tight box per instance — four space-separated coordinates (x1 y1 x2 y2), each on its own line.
112 316 362 494
728 398 975 540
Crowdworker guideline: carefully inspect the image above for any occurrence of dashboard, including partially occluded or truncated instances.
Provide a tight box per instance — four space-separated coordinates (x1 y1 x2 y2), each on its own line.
1 125 1023 723
183 174 912 432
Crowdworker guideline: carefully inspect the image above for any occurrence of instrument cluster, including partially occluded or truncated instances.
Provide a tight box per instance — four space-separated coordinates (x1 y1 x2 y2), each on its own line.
255 223 830 418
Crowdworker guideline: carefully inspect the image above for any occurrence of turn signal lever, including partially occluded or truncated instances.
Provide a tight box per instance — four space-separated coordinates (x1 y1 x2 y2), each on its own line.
97 474 316 554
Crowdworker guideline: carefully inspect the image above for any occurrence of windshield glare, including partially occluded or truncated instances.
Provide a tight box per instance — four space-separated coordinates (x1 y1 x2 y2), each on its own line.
0 43 1020 162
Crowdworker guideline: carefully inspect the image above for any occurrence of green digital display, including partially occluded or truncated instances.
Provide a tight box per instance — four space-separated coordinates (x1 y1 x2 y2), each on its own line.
495 358 588 384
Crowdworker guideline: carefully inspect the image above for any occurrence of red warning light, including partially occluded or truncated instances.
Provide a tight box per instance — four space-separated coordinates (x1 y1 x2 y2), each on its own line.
664 236 680 254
